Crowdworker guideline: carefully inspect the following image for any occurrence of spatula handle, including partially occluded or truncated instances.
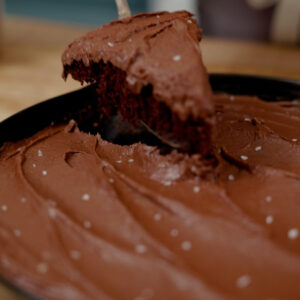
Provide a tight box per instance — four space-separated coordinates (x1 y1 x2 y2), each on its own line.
115 0 132 19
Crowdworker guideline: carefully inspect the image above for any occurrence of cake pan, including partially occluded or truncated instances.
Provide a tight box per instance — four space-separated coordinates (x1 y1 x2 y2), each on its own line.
0 74 300 300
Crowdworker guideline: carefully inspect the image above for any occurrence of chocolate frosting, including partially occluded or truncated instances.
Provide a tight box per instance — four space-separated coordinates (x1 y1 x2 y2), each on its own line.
62 11 213 121
1 95 300 299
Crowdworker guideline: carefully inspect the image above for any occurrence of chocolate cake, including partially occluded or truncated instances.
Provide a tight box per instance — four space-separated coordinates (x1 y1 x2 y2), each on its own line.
1 95 300 300
62 11 214 155
1 9 300 300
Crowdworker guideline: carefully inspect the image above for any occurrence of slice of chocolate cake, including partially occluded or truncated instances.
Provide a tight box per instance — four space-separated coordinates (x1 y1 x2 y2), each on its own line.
62 11 215 156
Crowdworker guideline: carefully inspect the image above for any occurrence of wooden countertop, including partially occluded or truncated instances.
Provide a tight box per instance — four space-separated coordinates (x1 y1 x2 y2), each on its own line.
0 15 300 299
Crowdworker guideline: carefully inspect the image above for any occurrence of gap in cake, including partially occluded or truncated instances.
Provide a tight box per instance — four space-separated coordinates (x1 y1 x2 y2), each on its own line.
64 60 213 158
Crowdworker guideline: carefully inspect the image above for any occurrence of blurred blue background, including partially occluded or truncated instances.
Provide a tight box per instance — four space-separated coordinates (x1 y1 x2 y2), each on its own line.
5 0 147 26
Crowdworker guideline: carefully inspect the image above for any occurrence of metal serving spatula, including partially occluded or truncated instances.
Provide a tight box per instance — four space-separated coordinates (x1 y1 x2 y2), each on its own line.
114 0 182 150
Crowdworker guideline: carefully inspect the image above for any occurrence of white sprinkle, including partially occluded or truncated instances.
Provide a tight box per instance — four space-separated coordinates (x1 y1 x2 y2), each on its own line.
230 95 235 101
193 186 200 193
116 160 122 164
13 229 21 237
265 215 274 224
181 241 192 251
164 181 172 186
128 38 132 43
109 178 115 183
170 229 179 237
156 15 160 19
135 244 147 254
48 208 56 219
107 42 114 47
32 163 37 168
82 194 90 201
42 251 51 260
240 155 248 161
265 195 272 203
48 199 56 207
292 138 298 142
173 55 181 62
255 146 262 151
20 197 27 203
288 228 299 240
1 205 8 212
42 170 47 176
236 275 251 288
128 159 134 163
141 288 155 298
70 250 81 260
244 117 251 122
36 262 48 274
187 19 193 24
228 174 235 181
83 221 92 229
38 150 43 157
154 213 161 221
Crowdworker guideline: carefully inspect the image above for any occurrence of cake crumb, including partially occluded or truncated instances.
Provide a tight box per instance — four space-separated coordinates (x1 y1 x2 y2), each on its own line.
181 241 192 251
236 275 251 288
173 55 181 62
288 228 299 240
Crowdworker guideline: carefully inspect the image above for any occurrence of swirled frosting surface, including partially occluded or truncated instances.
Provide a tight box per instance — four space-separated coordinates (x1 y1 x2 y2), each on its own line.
0 95 300 300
